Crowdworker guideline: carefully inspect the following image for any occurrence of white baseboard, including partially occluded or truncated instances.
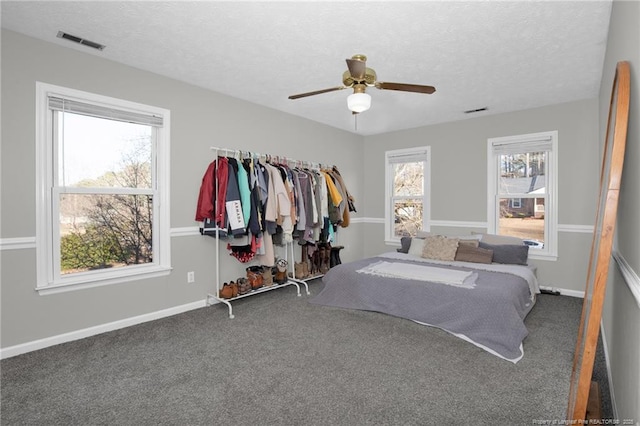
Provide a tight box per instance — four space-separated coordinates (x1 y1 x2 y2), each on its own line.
539 285 585 298
599 321 618 421
0 299 207 360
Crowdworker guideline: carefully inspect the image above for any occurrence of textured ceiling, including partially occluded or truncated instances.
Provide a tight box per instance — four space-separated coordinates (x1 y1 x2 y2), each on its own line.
1 1 612 135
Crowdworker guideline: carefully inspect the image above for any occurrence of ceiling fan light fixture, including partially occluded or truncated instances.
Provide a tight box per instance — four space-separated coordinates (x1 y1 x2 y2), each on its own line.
347 92 371 113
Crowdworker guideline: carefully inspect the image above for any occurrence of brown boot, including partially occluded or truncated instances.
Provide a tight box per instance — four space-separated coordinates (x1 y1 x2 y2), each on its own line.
321 247 330 274
237 278 251 295
220 282 234 299
275 258 288 284
230 281 239 298
262 266 273 286
294 262 303 279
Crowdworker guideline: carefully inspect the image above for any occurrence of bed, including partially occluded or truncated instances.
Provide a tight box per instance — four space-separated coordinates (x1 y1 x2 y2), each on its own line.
309 236 540 363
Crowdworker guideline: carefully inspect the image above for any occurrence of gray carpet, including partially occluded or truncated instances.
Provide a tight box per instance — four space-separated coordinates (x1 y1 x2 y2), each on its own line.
1 281 612 425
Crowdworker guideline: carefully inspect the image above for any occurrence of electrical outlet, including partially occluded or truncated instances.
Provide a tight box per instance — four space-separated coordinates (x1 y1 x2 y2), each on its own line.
187 271 195 283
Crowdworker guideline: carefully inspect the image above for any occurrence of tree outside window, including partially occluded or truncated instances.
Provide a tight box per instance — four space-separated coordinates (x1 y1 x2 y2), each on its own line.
36 82 171 292
385 147 430 243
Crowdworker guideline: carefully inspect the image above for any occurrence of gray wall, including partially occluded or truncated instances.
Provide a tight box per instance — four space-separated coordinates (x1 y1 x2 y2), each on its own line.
0 30 364 348
362 99 601 293
2 10 639 421
599 0 640 423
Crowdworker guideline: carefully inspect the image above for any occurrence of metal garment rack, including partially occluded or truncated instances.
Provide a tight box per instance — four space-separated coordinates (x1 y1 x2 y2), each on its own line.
205 146 314 318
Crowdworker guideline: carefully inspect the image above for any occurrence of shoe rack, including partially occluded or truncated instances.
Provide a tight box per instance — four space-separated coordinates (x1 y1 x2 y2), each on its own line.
206 233 310 319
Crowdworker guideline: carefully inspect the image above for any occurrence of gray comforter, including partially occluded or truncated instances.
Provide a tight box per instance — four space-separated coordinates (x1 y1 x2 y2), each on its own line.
309 253 537 362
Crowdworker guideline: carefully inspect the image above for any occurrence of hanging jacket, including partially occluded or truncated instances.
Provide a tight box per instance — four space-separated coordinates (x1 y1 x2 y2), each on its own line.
226 158 246 236
195 157 229 228
292 169 306 232
322 170 343 225
326 169 348 227
244 158 262 237
236 158 251 227
195 160 217 222
215 157 229 229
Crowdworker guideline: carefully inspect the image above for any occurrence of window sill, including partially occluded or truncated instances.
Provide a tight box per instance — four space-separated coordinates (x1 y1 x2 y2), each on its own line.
36 265 172 295
528 252 558 262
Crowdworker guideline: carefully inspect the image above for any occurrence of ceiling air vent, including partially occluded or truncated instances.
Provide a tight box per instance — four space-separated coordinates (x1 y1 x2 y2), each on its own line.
56 31 105 51
464 107 488 114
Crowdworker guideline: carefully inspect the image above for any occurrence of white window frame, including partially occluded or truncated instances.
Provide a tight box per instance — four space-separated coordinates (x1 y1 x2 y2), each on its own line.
384 146 431 244
511 198 522 208
487 131 558 260
35 82 171 294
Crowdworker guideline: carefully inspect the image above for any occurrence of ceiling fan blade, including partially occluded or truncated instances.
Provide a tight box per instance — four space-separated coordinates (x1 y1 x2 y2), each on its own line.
346 58 366 80
375 82 436 94
288 86 347 100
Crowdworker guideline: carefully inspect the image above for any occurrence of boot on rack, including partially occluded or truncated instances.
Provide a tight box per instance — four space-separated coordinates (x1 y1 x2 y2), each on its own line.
219 282 234 299
237 278 252 295
329 250 336 268
262 266 273 286
320 246 330 274
308 251 316 276
246 266 264 290
313 247 321 275
294 261 306 279
304 259 310 278
275 258 288 284
330 246 344 268
295 244 308 280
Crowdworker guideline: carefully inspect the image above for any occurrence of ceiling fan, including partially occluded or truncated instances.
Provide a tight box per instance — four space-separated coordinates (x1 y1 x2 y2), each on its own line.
288 54 436 114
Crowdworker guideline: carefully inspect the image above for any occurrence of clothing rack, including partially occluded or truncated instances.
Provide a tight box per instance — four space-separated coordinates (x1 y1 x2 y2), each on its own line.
208 146 331 170
205 146 318 319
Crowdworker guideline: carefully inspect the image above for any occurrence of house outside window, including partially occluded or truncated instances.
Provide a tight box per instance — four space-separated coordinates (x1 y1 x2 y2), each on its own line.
384 146 430 243
487 131 558 259
35 83 171 294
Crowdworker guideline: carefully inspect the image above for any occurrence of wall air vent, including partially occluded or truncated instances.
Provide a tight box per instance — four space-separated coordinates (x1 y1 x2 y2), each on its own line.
56 31 105 51
464 107 488 114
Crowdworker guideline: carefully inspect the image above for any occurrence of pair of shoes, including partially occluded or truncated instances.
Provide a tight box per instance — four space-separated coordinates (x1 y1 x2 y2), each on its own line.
275 258 288 284
294 261 309 279
246 266 264 289
237 277 251 295
262 266 273 286
219 281 238 299
319 246 330 274
310 250 320 276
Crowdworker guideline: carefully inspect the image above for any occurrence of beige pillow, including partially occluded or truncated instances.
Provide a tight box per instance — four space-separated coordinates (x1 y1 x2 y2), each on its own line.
422 235 459 261
458 239 480 248
455 244 494 264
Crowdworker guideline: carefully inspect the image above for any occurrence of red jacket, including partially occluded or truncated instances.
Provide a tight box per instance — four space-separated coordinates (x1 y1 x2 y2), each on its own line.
195 157 229 226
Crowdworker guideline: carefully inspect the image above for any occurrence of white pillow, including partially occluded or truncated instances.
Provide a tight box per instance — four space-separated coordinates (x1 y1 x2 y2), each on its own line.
408 238 426 256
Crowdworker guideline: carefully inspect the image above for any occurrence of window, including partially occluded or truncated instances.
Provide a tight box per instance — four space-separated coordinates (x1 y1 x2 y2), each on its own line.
487 131 557 259
385 147 430 243
36 83 171 293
